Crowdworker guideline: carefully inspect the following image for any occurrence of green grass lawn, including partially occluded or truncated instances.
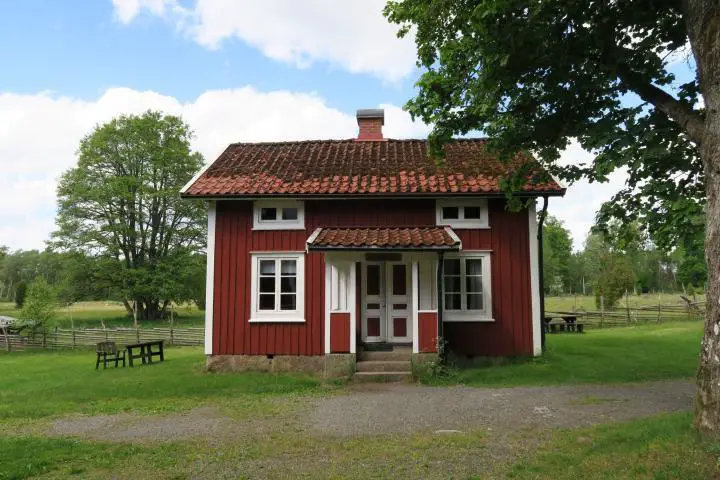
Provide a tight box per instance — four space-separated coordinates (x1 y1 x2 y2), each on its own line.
0 301 204 329
423 321 704 387
0 321 717 478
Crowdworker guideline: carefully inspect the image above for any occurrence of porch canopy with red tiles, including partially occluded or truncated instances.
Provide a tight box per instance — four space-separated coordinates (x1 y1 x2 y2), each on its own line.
306 226 461 252
180 139 565 198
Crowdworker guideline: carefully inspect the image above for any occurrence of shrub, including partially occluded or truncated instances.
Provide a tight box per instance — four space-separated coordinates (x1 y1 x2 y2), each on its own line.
20 279 58 341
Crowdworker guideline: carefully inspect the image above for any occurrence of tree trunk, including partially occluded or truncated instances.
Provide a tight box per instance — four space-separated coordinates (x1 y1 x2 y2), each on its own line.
687 0 720 436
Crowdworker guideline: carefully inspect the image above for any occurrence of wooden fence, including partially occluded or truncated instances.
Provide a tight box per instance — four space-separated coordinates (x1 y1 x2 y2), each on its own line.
546 301 706 329
1 326 204 352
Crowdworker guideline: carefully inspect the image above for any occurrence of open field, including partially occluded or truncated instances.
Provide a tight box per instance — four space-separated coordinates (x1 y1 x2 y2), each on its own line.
0 301 204 329
545 292 705 313
1 322 718 478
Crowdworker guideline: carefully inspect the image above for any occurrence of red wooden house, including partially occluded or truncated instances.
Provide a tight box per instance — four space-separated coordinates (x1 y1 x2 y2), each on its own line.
181 109 565 377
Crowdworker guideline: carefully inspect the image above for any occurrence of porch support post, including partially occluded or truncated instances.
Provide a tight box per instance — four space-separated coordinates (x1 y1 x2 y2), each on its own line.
349 261 357 354
324 261 332 354
436 252 445 357
411 261 419 354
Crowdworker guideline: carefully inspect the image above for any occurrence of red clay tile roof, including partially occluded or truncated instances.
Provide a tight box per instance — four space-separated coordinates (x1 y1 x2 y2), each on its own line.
306 226 461 251
182 139 564 197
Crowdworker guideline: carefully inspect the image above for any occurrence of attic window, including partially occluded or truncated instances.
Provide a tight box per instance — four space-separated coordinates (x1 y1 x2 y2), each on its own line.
253 200 305 230
436 199 489 228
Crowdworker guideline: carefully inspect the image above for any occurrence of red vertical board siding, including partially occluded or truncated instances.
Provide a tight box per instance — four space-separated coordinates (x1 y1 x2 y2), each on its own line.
418 312 438 353
212 198 532 357
330 312 351 353
444 200 533 356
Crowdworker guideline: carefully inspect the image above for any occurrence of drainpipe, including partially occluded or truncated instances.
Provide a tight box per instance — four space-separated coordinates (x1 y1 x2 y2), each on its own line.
436 251 445 360
537 195 549 351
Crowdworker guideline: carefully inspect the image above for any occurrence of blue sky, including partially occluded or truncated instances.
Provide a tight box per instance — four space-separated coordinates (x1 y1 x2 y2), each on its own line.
0 0 698 251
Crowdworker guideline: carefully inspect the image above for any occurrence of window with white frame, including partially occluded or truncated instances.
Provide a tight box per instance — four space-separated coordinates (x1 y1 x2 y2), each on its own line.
250 253 305 322
442 252 492 321
436 199 489 228
253 200 305 230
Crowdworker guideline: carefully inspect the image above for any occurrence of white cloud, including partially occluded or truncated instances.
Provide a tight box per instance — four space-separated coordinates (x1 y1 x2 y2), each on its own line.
548 140 629 251
0 86 426 250
111 0 417 82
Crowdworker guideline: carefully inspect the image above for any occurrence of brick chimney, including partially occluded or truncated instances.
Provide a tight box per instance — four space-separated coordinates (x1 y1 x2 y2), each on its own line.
356 108 384 141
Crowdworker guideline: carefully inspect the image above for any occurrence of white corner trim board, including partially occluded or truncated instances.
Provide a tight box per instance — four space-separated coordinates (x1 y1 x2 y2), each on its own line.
528 201 542 356
204 202 216 355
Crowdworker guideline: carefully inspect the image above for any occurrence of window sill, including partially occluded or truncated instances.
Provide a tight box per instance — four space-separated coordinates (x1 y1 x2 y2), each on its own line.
249 316 306 323
438 223 490 230
443 312 494 322
252 225 306 231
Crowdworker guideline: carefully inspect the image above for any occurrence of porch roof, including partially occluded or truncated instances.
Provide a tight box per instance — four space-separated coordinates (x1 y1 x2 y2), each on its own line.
306 226 461 252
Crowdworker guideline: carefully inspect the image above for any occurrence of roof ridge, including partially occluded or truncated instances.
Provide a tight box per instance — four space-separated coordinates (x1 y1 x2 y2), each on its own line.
226 138 490 147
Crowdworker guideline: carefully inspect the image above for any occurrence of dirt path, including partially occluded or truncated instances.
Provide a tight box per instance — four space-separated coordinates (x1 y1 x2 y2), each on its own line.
47 379 694 444
306 379 695 436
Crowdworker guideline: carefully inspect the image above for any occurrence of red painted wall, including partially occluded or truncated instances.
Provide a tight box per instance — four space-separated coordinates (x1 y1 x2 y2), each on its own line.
330 313 351 353
211 198 533 357
418 312 438 353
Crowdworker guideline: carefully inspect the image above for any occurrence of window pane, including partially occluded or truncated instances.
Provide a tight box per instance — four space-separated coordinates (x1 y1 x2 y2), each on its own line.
466 276 483 294
260 260 275 275
259 294 275 310
281 207 298 220
467 294 484 310
392 264 406 295
443 258 460 275
281 260 297 275
464 206 481 219
259 277 275 293
442 206 459 219
281 277 296 293
466 259 483 275
445 293 461 310
367 264 380 296
280 294 296 310
443 276 461 292
260 207 277 221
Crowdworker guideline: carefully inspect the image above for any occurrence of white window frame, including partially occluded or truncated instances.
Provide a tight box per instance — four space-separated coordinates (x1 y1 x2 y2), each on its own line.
250 252 305 323
436 198 489 228
253 200 305 230
442 251 493 322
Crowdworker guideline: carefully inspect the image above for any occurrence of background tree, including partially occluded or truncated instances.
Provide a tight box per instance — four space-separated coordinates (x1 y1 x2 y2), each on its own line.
384 0 720 434
542 216 573 294
54 111 206 320
14 282 27 309
19 278 57 344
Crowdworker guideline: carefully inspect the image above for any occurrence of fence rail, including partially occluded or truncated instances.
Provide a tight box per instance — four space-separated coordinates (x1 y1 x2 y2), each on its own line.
1 326 204 351
546 301 706 328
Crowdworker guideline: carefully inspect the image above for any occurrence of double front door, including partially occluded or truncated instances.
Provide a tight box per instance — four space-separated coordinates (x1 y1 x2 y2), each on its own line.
362 262 411 343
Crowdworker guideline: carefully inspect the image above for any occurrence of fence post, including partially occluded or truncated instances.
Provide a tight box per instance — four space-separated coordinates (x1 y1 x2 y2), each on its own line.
70 309 76 349
170 303 175 346
136 326 141 344
3 326 9 352
600 295 605 328
105 327 108 342
625 290 631 324
657 293 662 323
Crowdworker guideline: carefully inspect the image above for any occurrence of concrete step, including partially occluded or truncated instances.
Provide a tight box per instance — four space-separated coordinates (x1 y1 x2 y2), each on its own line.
353 371 413 383
358 350 413 362
356 360 412 373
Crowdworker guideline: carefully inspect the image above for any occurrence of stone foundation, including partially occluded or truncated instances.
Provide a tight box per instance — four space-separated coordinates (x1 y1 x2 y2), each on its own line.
205 354 355 379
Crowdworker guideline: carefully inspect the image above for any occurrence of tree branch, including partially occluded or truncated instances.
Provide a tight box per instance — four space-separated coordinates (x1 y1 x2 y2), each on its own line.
615 64 705 145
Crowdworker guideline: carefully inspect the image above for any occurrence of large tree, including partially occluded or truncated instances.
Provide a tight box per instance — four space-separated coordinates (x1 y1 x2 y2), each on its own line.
384 1 720 434
542 215 573 294
54 111 206 320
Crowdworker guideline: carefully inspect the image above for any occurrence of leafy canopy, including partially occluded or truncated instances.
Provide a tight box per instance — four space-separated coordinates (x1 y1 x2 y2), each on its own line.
384 0 704 249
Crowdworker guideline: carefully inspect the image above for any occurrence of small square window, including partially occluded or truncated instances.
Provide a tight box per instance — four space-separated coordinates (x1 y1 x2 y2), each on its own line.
464 206 481 219
282 208 298 220
442 206 459 220
260 207 277 221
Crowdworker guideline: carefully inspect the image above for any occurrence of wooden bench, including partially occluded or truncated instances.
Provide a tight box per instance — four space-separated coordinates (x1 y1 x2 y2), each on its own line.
543 315 585 334
126 340 165 367
96 341 126 369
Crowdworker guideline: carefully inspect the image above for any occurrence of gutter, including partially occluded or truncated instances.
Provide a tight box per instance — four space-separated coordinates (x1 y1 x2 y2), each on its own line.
537 195 549 351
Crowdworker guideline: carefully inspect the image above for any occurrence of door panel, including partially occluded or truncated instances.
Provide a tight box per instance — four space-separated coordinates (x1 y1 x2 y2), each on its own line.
386 262 411 343
363 262 385 342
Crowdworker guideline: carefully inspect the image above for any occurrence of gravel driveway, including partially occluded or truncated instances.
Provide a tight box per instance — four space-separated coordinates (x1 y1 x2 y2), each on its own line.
307 379 695 437
47 379 694 443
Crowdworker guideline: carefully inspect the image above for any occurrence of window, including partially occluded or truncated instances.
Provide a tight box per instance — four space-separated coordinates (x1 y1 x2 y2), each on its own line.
436 199 489 228
250 253 305 322
442 253 492 321
253 200 304 230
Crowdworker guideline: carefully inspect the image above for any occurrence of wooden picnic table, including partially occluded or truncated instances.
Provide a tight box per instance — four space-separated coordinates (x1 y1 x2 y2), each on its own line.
126 340 165 367
543 315 585 334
